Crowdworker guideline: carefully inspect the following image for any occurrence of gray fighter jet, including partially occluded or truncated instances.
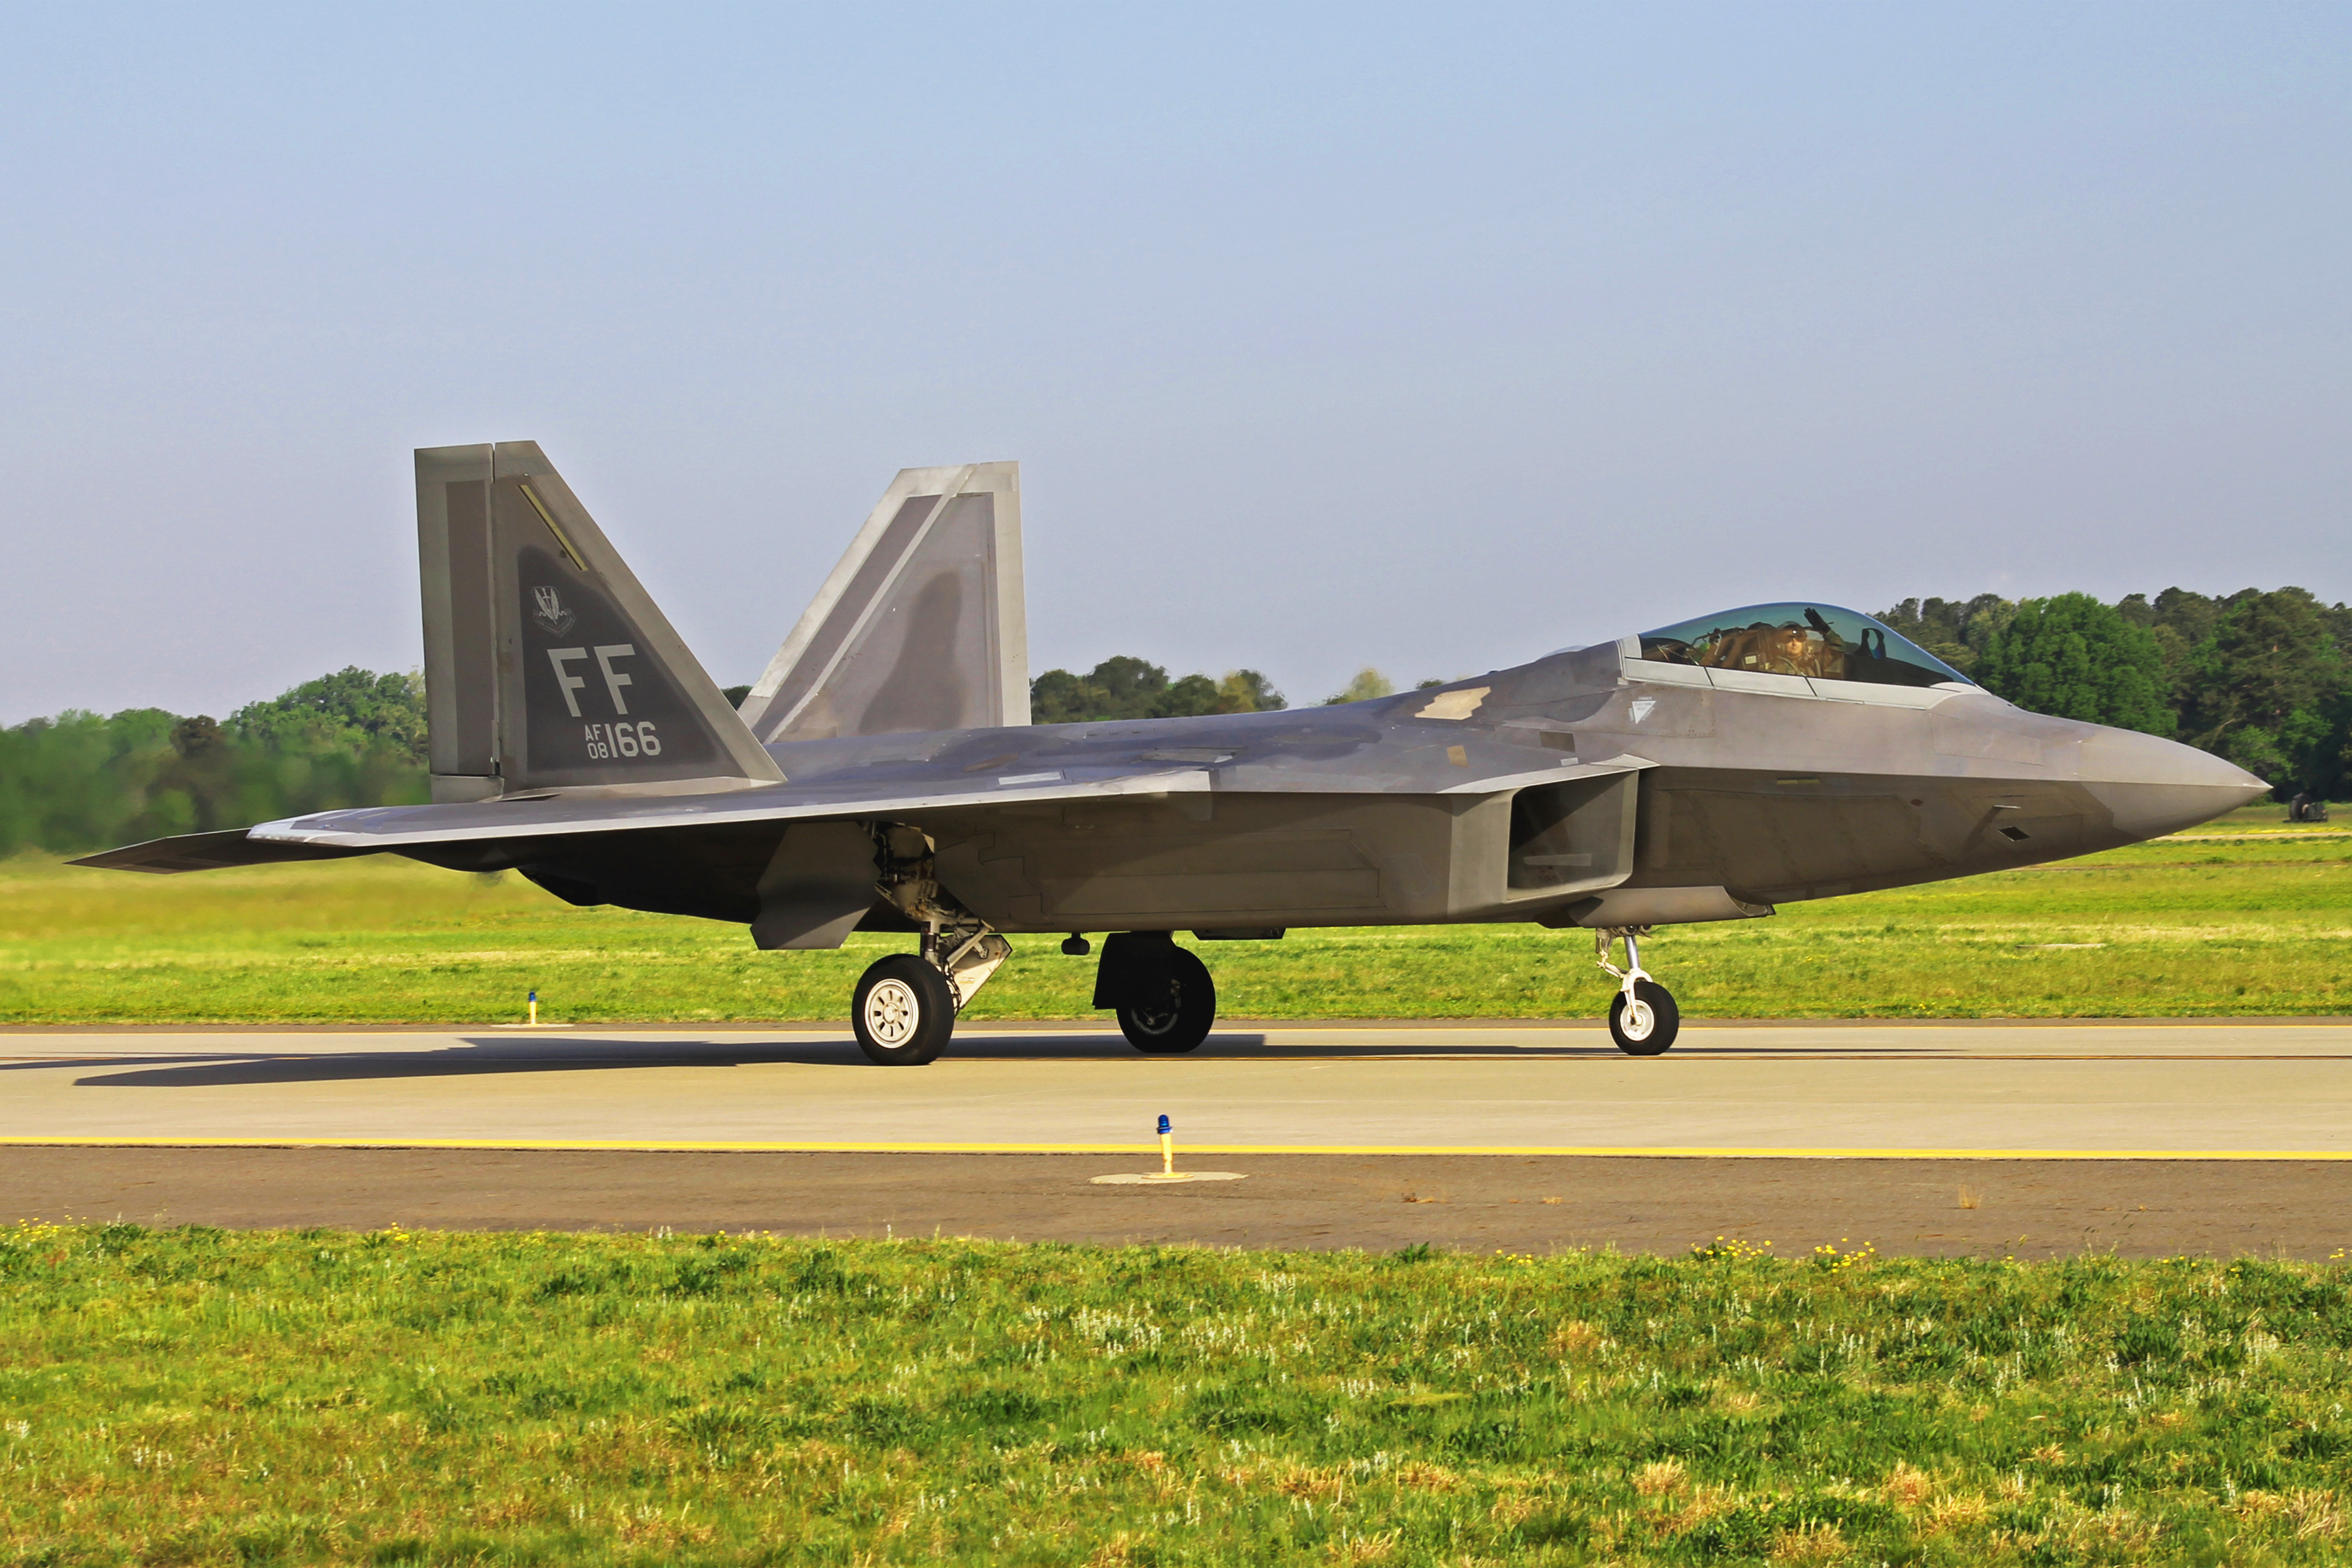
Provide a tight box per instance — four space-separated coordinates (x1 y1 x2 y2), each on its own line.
79 442 2269 1062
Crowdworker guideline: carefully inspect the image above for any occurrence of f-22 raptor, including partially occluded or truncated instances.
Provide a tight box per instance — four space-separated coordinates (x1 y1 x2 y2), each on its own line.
80 442 2268 1062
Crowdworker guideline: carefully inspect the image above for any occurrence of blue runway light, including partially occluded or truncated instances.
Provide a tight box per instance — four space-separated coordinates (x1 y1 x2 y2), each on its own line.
1157 1114 1171 1135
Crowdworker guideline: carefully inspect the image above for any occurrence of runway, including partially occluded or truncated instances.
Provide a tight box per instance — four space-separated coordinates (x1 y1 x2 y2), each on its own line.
6 1021 2347 1256
2 1019 2347 1156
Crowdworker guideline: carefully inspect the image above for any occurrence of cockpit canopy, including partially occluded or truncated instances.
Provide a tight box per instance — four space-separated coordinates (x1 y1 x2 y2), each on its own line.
1638 603 1973 691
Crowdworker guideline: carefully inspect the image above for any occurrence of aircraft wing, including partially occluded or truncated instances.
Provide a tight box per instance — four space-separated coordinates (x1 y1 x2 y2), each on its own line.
72 765 1217 868
69 828 382 874
76 749 1651 866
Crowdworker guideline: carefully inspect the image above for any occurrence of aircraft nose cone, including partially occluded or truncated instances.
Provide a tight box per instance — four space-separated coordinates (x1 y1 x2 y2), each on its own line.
2078 725 2270 839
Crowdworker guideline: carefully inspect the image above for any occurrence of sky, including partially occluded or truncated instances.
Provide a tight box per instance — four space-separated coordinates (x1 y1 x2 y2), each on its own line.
1 3 2345 723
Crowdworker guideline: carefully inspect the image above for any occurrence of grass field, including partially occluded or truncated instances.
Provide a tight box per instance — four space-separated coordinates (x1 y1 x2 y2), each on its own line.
8 1223 2352 1565
1 805 2345 1024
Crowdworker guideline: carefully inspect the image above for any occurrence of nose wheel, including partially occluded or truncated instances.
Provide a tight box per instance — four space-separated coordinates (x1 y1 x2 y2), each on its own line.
848 923 1012 1066
851 954 956 1066
1597 927 1679 1054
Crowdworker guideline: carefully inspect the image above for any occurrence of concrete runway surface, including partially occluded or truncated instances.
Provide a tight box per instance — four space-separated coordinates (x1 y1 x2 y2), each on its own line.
2 1020 2347 1155
4 1021 2347 1254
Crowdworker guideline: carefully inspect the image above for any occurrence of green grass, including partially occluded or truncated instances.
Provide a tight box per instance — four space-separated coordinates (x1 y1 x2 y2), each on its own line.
1 807 2345 1023
7 1223 2352 1564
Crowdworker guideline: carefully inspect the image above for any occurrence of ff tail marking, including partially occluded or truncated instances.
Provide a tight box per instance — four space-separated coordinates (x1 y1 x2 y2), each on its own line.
415 441 781 800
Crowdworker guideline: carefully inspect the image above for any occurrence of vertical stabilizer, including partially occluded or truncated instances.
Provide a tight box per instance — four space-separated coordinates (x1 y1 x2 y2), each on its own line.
416 442 783 800
737 462 1028 743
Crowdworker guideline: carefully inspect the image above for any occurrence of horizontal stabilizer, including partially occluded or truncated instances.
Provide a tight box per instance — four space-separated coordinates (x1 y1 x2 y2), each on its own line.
69 829 372 875
738 463 1027 743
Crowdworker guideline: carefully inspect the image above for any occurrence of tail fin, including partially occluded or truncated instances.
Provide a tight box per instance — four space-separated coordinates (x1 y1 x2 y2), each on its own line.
736 462 1028 744
415 442 783 800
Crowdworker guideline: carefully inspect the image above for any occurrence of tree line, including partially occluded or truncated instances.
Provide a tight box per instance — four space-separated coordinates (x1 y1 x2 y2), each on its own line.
1028 659 1286 723
1027 659 1441 721
0 670 430 858
1877 585 2351 800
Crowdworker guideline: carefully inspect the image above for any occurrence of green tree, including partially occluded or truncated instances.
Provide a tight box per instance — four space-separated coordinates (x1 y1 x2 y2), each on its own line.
1875 595 2014 673
1029 657 1267 724
2134 587 2234 710
1156 674 1223 718
0 670 433 856
1974 593 2174 736
1030 657 1169 723
1215 670 1284 713
231 667 428 760
2180 589 2344 794
1323 668 1395 706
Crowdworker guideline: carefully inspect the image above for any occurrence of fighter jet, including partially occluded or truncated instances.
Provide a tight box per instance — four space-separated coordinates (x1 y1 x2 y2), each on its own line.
78 442 2270 1062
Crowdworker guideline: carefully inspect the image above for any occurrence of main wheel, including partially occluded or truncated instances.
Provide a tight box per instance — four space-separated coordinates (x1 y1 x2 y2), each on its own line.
851 954 956 1066
1117 946 1217 1054
1608 979 1679 1055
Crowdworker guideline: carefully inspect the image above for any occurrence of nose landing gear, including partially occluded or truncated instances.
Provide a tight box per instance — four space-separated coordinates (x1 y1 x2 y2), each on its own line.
1597 926 1679 1055
847 824 1011 1066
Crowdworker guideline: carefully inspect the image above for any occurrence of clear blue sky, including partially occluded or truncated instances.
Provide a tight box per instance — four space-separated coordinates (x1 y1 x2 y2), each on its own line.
3 3 2345 722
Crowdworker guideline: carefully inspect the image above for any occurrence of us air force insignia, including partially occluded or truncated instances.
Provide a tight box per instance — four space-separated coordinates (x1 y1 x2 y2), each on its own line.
531 587 576 636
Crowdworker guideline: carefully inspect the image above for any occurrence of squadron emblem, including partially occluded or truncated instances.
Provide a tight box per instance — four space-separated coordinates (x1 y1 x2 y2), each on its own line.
531 586 576 636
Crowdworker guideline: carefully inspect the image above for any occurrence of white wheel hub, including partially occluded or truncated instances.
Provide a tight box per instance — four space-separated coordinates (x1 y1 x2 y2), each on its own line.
863 977 921 1047
1620 995 1655 1041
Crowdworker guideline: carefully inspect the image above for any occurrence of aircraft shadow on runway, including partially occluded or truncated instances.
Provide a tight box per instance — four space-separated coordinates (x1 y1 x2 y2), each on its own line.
39 1031 1687 1088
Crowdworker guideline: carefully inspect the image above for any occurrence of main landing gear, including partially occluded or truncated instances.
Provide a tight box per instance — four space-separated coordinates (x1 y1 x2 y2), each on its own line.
1092 931 1218 1054
1597 925 1679 1055
847 926 1222 1064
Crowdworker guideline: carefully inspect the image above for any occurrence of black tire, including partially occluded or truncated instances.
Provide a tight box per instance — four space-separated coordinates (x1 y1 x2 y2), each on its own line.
1608 979 1679 1055
1117 945 1217 1054
851 955 956 1066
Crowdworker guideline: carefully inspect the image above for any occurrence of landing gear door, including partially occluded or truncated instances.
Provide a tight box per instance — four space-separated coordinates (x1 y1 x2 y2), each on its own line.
1503 774 1638 902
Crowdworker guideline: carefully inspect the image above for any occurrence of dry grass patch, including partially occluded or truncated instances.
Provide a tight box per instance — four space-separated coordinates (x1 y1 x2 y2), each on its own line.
1391 1460 1462 1492
1549 1318 1606 1356
1881 1460 1935 1507
1657 1484 1742 1535
2287 1489 2345 1539
1324 1530 1400 1563
1631 1458 1688 1496
1768 1522 1851 1564
1924 1493 1993 1533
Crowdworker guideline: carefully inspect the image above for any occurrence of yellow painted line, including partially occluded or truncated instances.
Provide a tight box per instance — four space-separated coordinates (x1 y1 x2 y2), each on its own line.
3 1136 2350 1160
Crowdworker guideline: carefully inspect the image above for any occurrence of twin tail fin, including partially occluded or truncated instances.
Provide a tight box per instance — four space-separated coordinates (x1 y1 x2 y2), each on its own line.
415 442 782 800
737 462 1028 744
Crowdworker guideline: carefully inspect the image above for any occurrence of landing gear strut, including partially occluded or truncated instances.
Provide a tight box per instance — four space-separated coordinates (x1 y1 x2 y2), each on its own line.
1597 926 1678 1055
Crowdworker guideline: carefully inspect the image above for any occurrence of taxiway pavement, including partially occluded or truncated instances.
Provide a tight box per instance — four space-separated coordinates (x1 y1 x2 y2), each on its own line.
7 1146 2346 1258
